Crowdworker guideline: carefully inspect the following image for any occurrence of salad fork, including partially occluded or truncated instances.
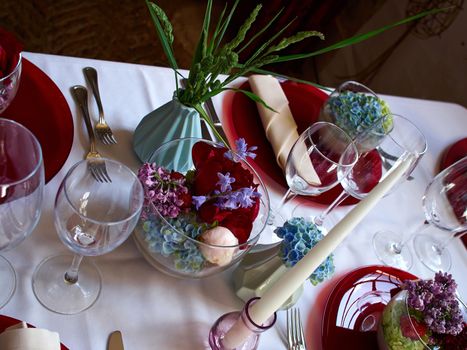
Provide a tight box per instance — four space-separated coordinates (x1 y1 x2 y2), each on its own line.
287 308 307 350
71 85 111 183
83 67 117 145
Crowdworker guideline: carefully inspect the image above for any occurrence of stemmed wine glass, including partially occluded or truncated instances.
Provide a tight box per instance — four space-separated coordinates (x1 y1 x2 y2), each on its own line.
269 121 358 224
32 158 144 314
312 114 427 228
0 118 44 308
410 156 465 272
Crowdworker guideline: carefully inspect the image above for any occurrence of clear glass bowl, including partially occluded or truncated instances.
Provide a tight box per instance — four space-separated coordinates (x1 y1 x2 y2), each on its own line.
378 290 467 350
133 138 270 278
0 53 22 114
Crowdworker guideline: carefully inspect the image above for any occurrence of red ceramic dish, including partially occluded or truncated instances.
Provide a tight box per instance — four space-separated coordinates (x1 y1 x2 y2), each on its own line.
317 265 418 350
0 57 73 183
0 314 69 349
222 80 359 207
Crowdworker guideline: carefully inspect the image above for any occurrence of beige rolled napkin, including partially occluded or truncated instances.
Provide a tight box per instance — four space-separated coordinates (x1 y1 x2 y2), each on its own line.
249 74 321 185
0 321 61 350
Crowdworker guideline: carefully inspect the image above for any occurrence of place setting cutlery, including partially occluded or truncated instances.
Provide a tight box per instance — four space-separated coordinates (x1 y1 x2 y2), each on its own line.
83 67 117 145
287 308 307 350
70 85 111 183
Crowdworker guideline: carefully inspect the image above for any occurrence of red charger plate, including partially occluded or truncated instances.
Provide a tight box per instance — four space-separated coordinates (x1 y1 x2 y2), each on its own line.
317 265 417 350
222 81 358 207
0 314 69 349
0 57 74 183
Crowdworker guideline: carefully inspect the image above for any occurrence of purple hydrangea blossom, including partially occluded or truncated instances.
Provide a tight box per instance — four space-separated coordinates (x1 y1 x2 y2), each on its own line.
403 271 464 336
225 138 258 162
138 163 189 219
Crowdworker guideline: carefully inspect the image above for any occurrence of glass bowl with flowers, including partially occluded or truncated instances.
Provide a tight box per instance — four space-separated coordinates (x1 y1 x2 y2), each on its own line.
133 137 270 278
378 271 466 350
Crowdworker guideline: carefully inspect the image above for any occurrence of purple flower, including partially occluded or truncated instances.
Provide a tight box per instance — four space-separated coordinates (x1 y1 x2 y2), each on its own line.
192 195 207 210
216 172 235 192
225 138 257 162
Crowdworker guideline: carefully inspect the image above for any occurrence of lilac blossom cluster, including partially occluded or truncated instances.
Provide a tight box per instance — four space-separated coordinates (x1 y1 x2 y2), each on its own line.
192 172 260 210
137 163 189 219
404 272 464 336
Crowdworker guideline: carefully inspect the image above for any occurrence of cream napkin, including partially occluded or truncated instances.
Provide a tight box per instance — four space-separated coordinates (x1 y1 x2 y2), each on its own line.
249 74 321 185
0 321 61 350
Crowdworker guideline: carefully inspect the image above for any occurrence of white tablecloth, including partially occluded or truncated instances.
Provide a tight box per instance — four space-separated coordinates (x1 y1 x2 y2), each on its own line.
1 52 466 350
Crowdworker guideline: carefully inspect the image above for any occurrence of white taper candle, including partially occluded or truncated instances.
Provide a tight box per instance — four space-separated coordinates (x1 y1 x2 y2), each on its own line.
222 154 414 349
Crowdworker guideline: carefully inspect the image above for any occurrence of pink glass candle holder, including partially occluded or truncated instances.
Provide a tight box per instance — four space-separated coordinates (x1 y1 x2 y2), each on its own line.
209 297 277 350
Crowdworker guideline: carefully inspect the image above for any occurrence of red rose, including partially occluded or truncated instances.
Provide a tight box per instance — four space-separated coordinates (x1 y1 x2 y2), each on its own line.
221 212 254 245
198 201 232 224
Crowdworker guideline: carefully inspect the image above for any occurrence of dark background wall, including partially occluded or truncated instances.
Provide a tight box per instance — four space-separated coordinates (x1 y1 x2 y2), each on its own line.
1 0 465 106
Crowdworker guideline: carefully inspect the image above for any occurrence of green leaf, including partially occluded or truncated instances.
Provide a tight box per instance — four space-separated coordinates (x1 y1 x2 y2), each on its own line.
213 0 240 53
191 0 213 69
230 88 278 112
272 7 449 63
208 2 228 54
146 1 178 69
250 67 332 92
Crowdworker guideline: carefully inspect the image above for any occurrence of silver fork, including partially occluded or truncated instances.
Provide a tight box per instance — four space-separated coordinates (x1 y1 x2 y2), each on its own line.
83 67 117 145
71 85 111 183
287 308 307 350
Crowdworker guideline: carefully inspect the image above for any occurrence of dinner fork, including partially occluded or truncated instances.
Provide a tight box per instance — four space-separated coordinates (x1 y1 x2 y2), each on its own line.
287 308 307 350
71 85 112 183
83 67 117 145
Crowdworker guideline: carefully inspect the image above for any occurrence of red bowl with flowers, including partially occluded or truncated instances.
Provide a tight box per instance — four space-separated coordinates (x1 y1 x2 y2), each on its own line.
133 137 270 278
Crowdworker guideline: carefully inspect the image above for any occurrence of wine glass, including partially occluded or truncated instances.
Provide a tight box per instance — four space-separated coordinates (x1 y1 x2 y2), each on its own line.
411 156 467 272
0 118 44 308
32 158 144 314
313 114 427 229
269 121 358 224
0 53 22 114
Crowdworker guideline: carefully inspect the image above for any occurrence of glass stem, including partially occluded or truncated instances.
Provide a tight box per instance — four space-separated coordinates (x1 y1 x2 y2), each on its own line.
267 189 296 225
313 190 349 227
64 254 84 284
438 229 467 251
394 221 428 253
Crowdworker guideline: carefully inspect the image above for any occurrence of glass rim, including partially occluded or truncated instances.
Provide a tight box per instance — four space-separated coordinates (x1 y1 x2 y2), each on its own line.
304 121 359 168
385 114 428 156
0 117 44 186
335 80 379 97
61 158 144 225
147 137 270 249
0 52 22 82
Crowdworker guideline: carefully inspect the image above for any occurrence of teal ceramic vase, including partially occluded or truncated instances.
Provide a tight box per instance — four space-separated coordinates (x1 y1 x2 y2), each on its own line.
133 96 202 163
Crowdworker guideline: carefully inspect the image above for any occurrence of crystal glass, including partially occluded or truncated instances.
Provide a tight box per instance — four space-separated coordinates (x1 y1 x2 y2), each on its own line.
0 118 44 308
133 138 270 278
32 158 144 314
412 156 467 272
209 297 276 350
314 114 426 229
0 53 22 114
270 121 358 224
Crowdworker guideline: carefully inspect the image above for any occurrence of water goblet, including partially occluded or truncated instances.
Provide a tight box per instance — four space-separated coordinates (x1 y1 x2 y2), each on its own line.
270 121 358 224
0 118 44 308
0 53 22 114
313 114 426 230
411 156 467 272
32 158 144 314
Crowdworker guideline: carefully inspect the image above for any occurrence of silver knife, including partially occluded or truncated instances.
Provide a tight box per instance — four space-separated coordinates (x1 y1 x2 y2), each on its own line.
107 330 124 350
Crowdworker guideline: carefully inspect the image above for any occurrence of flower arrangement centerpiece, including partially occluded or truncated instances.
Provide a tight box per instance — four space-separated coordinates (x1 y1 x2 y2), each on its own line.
233 216 334 308
133 137 270 278
379 272 466 350
132 0 440 163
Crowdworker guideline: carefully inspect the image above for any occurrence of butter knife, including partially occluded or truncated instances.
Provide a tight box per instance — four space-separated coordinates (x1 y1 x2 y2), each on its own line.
107 330 124 350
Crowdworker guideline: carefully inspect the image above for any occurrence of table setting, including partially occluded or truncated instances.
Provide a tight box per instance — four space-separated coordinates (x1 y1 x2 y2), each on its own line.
1 2 466 349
